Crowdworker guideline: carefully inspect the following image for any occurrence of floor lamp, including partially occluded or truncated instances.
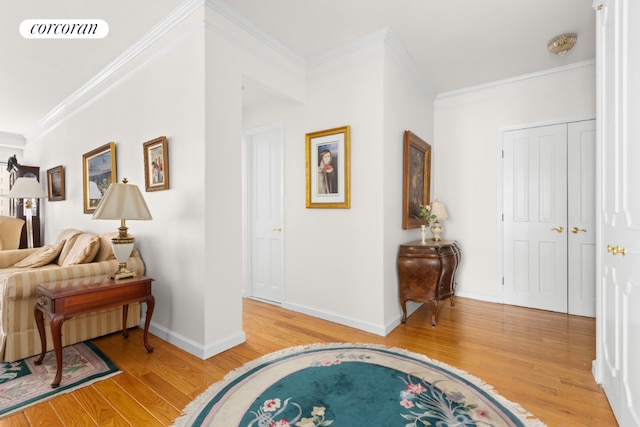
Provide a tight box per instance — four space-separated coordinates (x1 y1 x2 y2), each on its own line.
7 177 47 248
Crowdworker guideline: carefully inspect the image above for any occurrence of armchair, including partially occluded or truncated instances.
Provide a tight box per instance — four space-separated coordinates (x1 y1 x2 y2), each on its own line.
0 216 25 250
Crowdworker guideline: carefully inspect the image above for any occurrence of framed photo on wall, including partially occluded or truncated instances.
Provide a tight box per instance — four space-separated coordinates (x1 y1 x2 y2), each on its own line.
83 142 116 214
305 125 350 209
402 130 431 229
46 165 65 201
143 136 169 192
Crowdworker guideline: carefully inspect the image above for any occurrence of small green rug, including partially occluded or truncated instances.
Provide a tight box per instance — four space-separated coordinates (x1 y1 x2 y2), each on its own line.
0 342 119 418
173 343 546 427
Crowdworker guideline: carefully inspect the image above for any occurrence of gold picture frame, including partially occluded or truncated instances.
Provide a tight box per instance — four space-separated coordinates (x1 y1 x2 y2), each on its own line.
143 136 169 192
46 165 65 201
305 125 350 209
82 142 116 214
402 130 431 229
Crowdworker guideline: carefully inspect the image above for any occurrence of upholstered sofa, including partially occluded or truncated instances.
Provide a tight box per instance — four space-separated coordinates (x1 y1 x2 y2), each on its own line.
0 228 145 362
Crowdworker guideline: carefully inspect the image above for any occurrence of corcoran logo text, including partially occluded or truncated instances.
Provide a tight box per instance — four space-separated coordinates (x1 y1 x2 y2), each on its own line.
20 19 109 39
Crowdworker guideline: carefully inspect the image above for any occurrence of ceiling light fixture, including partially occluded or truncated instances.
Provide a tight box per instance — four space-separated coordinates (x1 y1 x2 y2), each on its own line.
547 33 577 55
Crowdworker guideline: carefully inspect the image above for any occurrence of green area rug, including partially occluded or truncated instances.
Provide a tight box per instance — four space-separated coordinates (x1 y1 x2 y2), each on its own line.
0 341 119 418
173 343 545 427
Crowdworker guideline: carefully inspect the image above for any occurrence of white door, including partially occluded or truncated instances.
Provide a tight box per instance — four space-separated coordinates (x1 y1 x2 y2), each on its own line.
567 121 597 317
594 1 640 424
503 121 596 315
246 123 284 303
503 124 569 312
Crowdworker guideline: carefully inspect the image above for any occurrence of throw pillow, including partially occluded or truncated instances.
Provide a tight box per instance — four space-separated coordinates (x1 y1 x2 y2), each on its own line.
13 240 66 268
61 234 101 266
56 228 84 266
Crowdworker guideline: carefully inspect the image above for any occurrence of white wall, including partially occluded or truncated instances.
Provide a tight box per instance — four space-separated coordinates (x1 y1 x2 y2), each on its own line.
433 62 596 301
16 0 597 358
23 8 218 355
242 31 434 335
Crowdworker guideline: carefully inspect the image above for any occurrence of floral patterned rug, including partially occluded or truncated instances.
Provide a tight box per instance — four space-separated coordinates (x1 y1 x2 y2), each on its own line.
172 343 546 427
0 342 119 418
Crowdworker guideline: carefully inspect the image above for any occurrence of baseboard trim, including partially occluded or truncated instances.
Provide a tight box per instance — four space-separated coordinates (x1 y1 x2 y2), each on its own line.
148 320 246 360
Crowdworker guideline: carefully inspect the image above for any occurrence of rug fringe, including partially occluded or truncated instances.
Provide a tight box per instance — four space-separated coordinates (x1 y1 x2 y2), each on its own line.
171 342 547 427
0 370 122 419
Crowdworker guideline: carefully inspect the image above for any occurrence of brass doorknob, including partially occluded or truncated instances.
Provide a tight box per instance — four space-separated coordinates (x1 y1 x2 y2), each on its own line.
272 227 282 232
551 226 564 233
571 227 587 233
607 244 626 256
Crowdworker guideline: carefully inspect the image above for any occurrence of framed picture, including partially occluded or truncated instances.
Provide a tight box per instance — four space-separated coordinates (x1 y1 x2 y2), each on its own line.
83 142 116 214
46 165 65 201
143 136 169 192
306 125 350 209
402 130 431 229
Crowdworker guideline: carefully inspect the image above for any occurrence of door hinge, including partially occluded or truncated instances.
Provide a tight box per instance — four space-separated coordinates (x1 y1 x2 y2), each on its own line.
502 277 504 285
502 213 504 221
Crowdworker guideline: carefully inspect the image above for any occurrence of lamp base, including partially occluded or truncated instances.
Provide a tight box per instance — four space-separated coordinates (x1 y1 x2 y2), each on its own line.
110 235 136 281
110 263 137 281
430 220 443 242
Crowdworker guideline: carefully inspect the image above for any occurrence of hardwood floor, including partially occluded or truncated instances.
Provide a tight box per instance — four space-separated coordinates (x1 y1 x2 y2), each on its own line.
0 297 617 426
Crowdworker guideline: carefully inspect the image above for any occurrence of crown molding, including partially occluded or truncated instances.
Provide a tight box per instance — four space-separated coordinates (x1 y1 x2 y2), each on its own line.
25 0 205 142
205 0 305 67
307 27 434 97
436 59 596 102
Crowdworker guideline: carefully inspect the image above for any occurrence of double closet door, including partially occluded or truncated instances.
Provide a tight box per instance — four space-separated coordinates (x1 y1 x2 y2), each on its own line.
502 120 596 317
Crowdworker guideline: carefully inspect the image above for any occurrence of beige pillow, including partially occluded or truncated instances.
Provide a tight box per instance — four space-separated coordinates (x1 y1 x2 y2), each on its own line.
56 229 84 266
61 233 101 266
94 232 118 262
14 240 66 268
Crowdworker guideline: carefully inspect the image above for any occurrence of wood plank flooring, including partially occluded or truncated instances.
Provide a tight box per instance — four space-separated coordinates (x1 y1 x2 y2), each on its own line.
0 297 617 426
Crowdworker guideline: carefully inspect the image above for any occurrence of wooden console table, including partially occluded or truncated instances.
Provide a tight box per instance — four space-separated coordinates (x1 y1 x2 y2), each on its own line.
34 275 155 388
398 239 461 326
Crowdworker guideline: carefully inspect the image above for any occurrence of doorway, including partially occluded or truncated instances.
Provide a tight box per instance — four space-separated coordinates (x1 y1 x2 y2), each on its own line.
502 120 596 316
244 122 284 304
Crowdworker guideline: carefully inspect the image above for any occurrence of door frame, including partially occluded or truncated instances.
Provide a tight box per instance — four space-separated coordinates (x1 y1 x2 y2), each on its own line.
243 120 285 302
497 116 596 304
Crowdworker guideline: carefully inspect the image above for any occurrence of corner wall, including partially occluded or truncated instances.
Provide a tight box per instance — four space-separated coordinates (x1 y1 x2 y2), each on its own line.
433 62 596 301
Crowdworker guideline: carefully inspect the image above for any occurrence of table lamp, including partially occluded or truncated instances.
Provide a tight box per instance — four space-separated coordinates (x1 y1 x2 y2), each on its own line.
429 199 449 241
7 177 47 248
92 179 152 280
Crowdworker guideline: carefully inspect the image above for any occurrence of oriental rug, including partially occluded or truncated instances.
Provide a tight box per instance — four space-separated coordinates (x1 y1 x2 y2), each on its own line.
173 343 545 427
0 342 119 418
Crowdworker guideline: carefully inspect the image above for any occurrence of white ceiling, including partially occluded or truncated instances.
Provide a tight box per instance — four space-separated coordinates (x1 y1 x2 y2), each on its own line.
0 0 595 138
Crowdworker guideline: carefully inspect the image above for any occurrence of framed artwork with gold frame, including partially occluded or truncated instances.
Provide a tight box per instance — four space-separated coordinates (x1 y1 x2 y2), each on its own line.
82 142 116 214
143 136 169 192
305 125 350 209
46 165 65 201
402 130 431 229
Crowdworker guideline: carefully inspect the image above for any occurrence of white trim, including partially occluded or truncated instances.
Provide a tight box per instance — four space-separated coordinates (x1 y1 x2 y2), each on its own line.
149 321 246 360
455 290 499 303
436 59 596 101
307 27 434 97
25 0 205 142
206 0 305 67
282 301 387 336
